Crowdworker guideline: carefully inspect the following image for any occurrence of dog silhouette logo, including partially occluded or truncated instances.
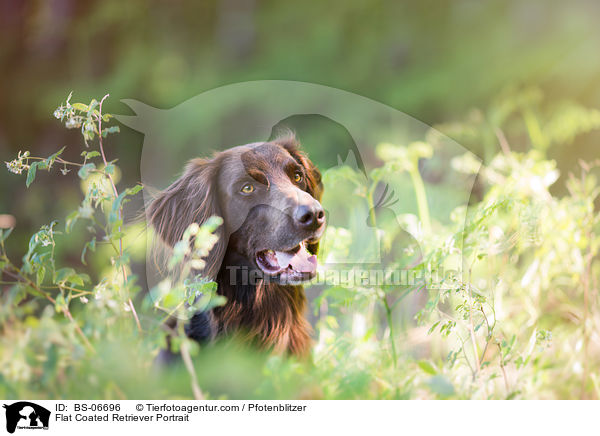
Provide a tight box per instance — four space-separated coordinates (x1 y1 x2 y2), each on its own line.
115 80 481 294
2 402 50 433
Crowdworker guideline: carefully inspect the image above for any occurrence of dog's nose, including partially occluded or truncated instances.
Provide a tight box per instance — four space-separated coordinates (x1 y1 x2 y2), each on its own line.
294 202 325 231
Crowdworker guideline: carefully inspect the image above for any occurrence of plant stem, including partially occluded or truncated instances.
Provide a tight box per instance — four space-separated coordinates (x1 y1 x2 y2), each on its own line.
479 306 494 365
180 338 205 400
581 230 592 399
366 184 377 229
27 156 84 167
382 296 398 368
467 262 481 380
408 165 431 234
366 185 398 367
497 343 510 394
97 94 142 333
1 265 95 352
522 107 548 154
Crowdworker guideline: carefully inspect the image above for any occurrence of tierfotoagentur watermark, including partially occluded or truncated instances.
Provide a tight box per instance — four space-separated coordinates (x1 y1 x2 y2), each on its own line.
116 80 482 317
222 265 461 288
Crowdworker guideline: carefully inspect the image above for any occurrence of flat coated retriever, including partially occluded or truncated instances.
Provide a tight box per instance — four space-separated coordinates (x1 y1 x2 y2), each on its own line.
149 134 325 356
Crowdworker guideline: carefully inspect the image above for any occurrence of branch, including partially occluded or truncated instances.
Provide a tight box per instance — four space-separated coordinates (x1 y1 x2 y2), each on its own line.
96 94 142 333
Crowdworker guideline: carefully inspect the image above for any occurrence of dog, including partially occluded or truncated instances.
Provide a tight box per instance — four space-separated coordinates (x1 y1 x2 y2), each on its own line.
148 134 325 356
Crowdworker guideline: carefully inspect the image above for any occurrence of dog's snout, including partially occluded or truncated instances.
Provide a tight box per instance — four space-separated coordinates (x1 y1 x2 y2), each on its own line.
294 202 325 230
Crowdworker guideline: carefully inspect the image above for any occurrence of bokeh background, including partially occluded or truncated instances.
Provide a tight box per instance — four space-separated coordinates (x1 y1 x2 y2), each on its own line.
2 0 600 260
2 0 600 259
1 0 600 399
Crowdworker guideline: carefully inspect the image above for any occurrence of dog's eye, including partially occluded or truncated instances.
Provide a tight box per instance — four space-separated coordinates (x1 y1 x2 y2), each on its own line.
240 183 255 194
293 171 303 183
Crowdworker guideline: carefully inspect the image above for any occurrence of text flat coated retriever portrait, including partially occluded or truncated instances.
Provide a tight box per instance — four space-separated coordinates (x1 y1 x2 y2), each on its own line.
148 135 324 356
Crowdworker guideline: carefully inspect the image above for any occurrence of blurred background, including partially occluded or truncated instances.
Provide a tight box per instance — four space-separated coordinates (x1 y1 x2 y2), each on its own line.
2 0 600 261
1 0 600 399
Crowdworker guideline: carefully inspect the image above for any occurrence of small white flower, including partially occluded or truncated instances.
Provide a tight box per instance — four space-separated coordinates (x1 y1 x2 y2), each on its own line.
5 159 26 174
65 118 80 129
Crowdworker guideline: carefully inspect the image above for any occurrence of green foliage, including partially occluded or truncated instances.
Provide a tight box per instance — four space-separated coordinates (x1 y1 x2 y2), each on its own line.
1 91 599 400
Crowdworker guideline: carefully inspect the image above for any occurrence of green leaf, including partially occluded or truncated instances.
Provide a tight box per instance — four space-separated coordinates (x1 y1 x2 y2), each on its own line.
127 184 143 196
26 161 39 187
193 294 227 312
506 391 520 400
101 126 120 137
427 321 441 335
45 146 66 168
0 227 14 243
78 163 96 179
82 151 100 159
53 267 76 284
53 267 89 287
54 294 67 313
65 211 79 233
108 185 142 225
417 360 438 375
162 284 186 308
68 274 85 287
71 103 89 112
81 237 96 265
87 99 98 116
114 253 130 269
184 279 218 305
108 195 126 225
104 164 114 175
36 265 46 286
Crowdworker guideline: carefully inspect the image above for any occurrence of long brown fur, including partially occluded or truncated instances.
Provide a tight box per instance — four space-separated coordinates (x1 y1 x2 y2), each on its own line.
214 272 312 356
148 135 323 357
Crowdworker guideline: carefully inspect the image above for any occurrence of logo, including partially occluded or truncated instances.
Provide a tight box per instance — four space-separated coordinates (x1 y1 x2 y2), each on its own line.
2 402 50 434
116 80 481 306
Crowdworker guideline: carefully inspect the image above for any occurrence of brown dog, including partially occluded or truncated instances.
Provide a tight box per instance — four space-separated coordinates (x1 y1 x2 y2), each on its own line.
148 134 325 356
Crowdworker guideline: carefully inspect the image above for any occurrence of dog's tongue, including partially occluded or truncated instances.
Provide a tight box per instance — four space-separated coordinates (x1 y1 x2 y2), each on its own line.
275 243 317 274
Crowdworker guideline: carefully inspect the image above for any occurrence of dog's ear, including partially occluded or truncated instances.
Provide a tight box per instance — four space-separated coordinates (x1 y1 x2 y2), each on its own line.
148 157 227 279
276 134 323 201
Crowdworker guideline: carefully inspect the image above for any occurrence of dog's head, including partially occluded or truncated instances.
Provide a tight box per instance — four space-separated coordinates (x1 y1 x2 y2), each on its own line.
148 134 325 284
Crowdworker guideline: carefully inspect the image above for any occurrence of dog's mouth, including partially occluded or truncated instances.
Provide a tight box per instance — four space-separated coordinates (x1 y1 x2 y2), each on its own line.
255 240 318 283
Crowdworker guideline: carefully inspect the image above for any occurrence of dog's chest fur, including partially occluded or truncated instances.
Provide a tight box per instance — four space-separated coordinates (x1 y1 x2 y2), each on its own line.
212 266 312 356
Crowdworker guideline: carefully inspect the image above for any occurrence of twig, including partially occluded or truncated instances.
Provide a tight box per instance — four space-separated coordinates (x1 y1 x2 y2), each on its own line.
61 300 95 352
366 186 398 368
408 165 432 234
382 295 398 368
479 306 495 365
180 339 205 400
494 128 512 156
2 266 95 352
457 334 475 376
496 343 510 394
27 156 84 167
581 229 592 399
97 94 142 333
467 261 482 381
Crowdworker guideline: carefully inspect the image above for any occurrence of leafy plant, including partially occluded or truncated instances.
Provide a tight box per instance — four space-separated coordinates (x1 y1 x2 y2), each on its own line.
1 90 599 399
